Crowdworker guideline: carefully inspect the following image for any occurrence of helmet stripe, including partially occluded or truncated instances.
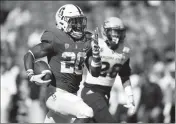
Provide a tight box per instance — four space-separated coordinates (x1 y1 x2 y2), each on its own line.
75 5 81 14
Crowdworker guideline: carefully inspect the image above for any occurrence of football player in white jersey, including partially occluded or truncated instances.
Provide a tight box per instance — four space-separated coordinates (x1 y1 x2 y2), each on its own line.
81 17 135 123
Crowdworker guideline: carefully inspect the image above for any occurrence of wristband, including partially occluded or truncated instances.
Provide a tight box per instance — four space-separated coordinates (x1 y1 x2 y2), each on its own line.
26 69 34 81
93 55 100 59
92 49 100 58
92 56 101 63
91 60 101 67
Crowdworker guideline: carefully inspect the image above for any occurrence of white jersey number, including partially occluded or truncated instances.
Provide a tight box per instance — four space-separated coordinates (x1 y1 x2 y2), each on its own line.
100 61 122 78
60 52 86 74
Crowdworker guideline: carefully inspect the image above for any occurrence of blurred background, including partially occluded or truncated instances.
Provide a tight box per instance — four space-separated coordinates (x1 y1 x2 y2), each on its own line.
0 0 175 123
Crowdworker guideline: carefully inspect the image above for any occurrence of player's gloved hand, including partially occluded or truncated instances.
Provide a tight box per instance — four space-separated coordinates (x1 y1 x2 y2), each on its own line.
124 95 135 116
91 27 100 58
27 69 51 85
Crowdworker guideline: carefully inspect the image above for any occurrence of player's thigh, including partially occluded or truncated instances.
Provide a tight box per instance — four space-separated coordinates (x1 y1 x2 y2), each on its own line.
81 87 109 108
46 86 93 118
81 87 116 122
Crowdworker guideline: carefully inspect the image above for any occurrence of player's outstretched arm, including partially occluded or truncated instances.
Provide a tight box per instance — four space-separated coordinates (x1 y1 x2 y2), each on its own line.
24 42 53 84
119 59 135 115
87 56 101 77
88 28 102 77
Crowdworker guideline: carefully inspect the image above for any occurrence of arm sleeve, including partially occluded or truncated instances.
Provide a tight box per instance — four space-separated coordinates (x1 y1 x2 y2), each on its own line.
119 59 131 77
85 48 92 70
85 44 101 77
84 31 102 77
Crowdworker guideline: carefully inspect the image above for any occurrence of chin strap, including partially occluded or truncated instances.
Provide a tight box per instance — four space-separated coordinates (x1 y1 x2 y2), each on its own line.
70 30 83 40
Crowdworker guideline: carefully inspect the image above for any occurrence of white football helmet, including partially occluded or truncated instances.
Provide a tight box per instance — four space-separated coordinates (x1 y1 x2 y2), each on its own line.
102 17 126 49
55 4 87 40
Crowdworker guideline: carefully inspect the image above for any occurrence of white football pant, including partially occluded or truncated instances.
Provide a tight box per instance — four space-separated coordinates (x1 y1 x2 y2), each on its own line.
45 85 93 121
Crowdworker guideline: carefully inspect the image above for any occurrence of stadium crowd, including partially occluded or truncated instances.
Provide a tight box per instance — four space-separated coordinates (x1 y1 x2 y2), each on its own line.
1 1 175 123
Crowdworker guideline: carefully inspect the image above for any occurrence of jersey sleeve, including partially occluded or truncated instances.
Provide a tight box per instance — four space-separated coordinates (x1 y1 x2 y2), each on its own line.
84 41 92 70
40 30 56 52
119 59 131 77
85 50 92 70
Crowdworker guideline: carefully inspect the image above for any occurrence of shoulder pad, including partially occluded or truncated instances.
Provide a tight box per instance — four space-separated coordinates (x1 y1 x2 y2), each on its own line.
42 27 73 44
41 30 54 43
48 27 67 39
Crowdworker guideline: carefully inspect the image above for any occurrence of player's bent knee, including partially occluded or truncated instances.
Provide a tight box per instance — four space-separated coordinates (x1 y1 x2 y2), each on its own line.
45 94 57 113
85 107 94 118
77 105 94 118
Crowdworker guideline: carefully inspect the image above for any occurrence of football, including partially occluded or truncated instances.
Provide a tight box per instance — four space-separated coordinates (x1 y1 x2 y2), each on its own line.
34 61 52 81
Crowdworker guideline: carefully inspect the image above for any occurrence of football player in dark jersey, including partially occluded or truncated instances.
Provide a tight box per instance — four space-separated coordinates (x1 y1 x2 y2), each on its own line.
24 4 101 123
81 17 135 123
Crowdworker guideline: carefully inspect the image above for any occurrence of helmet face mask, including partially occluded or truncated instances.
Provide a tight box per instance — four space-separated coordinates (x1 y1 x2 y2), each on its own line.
105 28 125 44
102 17 126 50
55 4 87 40
68 16 87 40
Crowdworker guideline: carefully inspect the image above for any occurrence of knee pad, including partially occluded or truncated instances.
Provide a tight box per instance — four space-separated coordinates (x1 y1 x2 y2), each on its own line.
76 105 94 118
84 107 94 118
45 93 56 112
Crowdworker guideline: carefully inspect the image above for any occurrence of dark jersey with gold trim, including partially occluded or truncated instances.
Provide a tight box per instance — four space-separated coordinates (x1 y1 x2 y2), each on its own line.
41 27 92 93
